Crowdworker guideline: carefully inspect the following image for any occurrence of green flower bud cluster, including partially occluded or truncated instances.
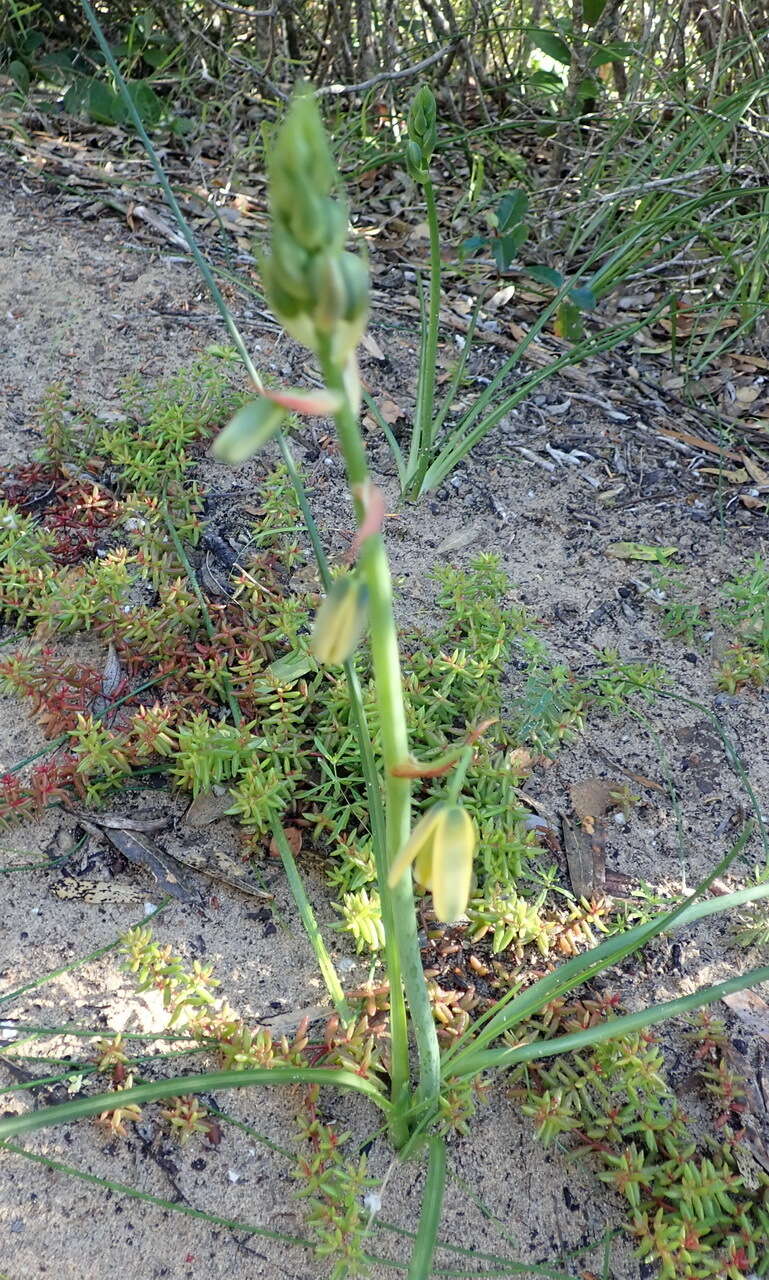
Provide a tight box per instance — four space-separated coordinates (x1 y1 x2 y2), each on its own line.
406 85 437 184
262 92 369 361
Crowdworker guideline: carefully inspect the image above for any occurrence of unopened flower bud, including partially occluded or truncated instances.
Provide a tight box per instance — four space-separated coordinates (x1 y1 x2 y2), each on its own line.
406 86 437 183
310 574 369 666
388 801 477 922
269 93 336 227
405 139 427 183
262 90 370 359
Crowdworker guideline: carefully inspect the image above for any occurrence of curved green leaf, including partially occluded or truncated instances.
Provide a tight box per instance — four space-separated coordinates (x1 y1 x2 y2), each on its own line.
529 28 572 65
496 189 529 233
583 0 608 24
212 398 286 464
0 1066 390 1143
525 264 564 289
568 285 597 311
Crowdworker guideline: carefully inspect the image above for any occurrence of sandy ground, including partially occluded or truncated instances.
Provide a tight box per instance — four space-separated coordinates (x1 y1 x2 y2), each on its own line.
2 151 768 1280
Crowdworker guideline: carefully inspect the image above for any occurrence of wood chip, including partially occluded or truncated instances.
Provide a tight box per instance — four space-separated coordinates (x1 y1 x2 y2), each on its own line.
562 812 605 900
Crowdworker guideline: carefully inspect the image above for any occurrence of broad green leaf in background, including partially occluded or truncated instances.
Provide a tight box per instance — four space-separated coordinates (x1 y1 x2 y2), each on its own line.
569 285 597 310
529 28 572 66
126 80 164 126
554 299 585 340
525 264 564 289
496 189 529 232
88 78 127 124
8 59 30 93
583 0 609 24
461 234 487 256
575 75 600 101
528 69 565 93
590 41 636 66
492 224 528 271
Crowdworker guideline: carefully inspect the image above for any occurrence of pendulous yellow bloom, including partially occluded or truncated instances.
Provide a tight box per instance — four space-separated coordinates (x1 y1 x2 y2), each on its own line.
388 802 477 923
309 573 369 666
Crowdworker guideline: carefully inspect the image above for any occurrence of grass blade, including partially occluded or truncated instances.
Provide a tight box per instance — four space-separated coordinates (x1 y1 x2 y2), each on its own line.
444 825 758 1071
457 960 769 1077
270 818 353 1027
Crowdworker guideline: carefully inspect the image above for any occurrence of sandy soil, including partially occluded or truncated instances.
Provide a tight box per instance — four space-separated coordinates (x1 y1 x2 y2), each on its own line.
1 150 768 1280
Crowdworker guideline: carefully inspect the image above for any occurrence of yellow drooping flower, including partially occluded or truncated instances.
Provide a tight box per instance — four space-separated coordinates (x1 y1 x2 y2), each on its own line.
310 573 369 666
388 802 477 923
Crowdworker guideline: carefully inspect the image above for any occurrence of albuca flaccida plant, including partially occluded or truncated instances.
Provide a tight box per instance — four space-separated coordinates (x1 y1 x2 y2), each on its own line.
6 80 769 1280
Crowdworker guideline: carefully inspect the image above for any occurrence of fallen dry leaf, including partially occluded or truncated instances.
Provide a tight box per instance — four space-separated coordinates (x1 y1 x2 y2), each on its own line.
375 392 406 424
508 748 534 776
269 825 303 859
184 790 235 827
361 330 386 361
741 454 769 487
700 467 750 484
571 778 622 823
657 428 742 460
436 525 482 554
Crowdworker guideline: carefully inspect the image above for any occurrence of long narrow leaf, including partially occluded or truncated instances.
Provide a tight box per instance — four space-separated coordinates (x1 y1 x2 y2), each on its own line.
421 301 669 493
431 293 484 439
456 960 769 1078
0 1065 389 1142
270 819 353 1028
363 390 407 490
408 1136 447 1280
444 827 758 1071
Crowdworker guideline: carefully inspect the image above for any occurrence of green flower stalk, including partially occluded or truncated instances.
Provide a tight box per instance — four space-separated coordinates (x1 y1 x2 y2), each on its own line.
216 88 443 1122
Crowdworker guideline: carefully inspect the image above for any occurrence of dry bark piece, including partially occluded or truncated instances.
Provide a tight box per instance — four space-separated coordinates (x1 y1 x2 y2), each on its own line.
87 822 196 903
562 813 602 900
184 790 235 827
166 840 273 899
51 877 145 905
73 810 170 833
565 776 637 899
